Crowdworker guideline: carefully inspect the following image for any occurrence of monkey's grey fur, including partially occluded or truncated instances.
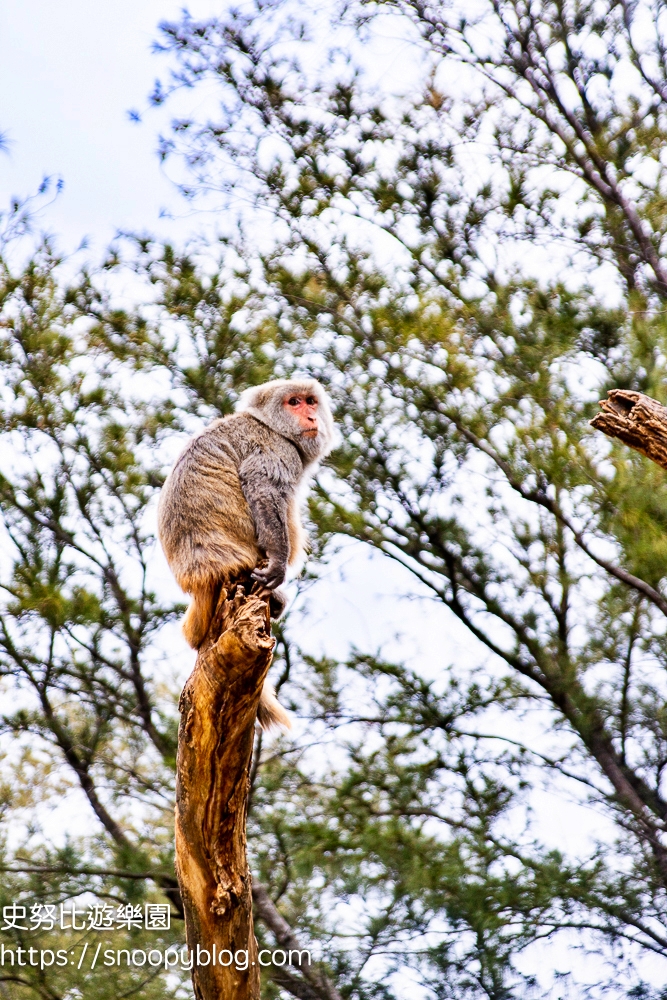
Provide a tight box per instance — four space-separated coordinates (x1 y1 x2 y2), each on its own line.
157 378 334 730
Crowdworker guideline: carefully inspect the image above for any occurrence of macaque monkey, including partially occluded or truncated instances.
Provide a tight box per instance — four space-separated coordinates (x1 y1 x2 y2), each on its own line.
157 378 335 729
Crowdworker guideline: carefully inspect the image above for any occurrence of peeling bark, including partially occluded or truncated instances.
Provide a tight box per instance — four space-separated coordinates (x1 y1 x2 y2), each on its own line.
591 389 667 470
175 577 275 1000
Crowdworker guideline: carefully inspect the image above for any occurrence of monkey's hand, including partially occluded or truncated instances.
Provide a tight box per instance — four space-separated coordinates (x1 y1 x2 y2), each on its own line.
252 558 286 590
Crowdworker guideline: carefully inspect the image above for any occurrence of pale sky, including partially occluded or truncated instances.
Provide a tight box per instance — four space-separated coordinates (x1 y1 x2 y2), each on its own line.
0 0 220 252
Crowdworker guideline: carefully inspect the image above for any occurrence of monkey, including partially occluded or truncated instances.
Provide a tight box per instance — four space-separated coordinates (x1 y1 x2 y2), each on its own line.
157 378 335 730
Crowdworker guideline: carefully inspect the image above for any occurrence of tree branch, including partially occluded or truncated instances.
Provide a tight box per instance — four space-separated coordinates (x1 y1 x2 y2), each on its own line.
591 389 667 471
175 577 276 1000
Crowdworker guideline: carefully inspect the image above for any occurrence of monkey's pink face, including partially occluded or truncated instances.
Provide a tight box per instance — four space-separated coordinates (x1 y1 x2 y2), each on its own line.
284 393 319 437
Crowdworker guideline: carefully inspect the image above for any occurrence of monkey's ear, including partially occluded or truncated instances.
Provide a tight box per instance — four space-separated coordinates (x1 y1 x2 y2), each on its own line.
237 379 288 413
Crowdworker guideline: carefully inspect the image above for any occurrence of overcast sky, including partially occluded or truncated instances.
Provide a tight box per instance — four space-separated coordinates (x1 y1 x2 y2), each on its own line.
0 0 222 253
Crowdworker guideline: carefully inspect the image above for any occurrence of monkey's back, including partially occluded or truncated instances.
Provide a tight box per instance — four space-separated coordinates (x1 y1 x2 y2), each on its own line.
157 412 305 593
158 414 261 591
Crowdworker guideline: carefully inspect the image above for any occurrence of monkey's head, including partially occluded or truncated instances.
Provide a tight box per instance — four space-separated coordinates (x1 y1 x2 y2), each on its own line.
237 378 335 464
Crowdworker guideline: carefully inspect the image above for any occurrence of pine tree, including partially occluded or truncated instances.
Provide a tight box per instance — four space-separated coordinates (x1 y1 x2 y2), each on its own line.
6 1 667 997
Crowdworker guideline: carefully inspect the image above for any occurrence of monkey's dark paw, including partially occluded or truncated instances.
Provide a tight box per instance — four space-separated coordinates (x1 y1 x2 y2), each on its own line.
251 561 286 590
268 588 288 620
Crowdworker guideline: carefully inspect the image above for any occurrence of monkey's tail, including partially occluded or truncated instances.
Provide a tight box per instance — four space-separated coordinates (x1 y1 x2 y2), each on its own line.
257 681 292 732
182 583 219 649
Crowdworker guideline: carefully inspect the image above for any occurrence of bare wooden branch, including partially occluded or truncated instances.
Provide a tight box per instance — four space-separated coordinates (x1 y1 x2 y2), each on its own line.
591 390 667 470
175 577 275 1000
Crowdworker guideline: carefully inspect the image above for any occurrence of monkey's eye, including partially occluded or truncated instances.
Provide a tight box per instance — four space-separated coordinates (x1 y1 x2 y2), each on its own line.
287 397 300 406
305 396 317 406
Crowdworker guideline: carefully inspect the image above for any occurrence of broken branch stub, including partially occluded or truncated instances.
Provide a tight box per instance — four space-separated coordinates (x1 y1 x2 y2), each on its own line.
175 578 275 1000
591 389 667 471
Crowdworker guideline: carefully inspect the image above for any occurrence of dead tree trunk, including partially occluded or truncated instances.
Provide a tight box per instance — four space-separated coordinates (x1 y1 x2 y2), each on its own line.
591 389 667 470
175 577 275 1000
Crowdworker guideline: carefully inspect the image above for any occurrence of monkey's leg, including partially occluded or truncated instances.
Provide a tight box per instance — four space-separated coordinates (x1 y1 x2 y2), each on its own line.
268 588 287 619
238 458 290 591
182 581 221 649
250 579 287 620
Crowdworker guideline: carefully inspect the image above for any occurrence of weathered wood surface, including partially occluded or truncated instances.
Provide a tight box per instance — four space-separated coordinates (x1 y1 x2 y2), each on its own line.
175 578 274 1000
590 389 667 470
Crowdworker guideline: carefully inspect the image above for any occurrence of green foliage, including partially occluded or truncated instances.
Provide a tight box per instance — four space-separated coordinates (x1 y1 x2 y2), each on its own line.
8 1 667 998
